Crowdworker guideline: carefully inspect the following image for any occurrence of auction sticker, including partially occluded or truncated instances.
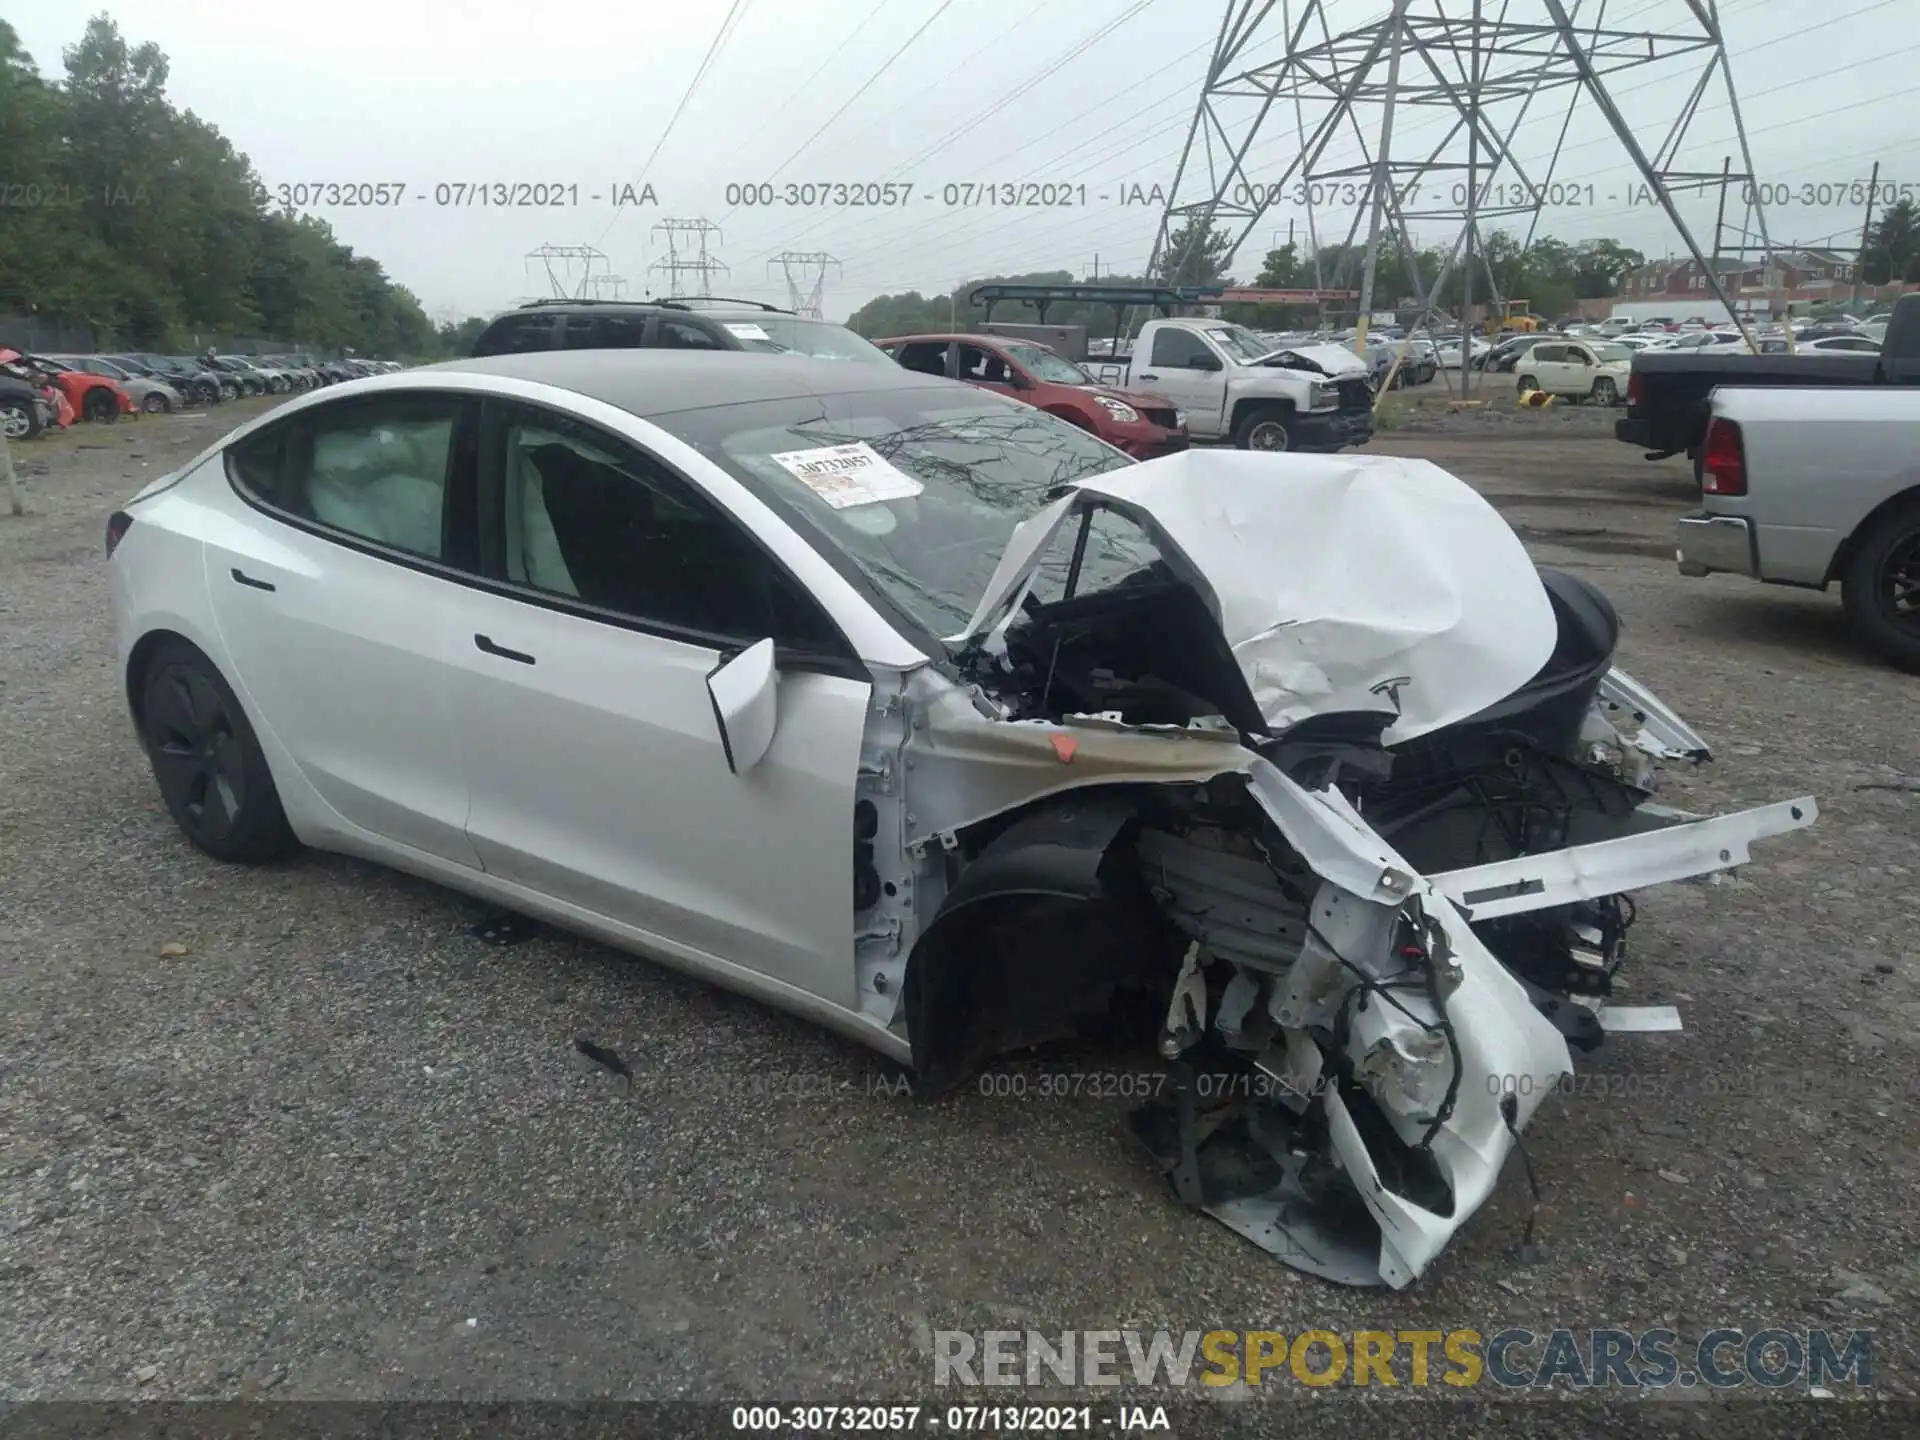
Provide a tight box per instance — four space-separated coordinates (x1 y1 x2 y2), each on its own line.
769 442 925 509
723 322 771 340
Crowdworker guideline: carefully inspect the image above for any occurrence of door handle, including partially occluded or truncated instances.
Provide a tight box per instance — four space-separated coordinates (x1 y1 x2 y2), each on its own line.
230 568 276 592
1139 372 1160 380
475 634 536 665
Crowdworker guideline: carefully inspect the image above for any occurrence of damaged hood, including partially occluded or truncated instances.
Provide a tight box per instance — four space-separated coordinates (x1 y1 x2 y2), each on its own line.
955 450 1557 744
1252 343 1371 378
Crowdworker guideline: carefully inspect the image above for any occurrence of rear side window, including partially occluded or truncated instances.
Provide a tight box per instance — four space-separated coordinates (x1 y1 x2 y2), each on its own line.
475 314 559 356
228 396 474 567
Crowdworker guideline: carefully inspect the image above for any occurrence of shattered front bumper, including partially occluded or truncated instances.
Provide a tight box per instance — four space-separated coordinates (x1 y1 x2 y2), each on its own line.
1132 733 1815 1289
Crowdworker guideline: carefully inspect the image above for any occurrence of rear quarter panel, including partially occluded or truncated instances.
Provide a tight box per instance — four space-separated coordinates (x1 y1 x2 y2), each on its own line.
1708 387 1920 583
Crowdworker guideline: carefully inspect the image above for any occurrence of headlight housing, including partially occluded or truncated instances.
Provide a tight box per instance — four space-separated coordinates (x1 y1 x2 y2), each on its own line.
1174 409 1188 429
1309 381 1338 410
1094 396 1140 424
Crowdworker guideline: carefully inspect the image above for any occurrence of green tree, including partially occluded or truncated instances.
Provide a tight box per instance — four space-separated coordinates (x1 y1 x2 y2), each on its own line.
1863 199 1919 284
1153 218 1234 288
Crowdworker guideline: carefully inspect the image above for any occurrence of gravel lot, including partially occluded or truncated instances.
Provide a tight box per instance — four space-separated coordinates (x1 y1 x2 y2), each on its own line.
1 399 1914 1428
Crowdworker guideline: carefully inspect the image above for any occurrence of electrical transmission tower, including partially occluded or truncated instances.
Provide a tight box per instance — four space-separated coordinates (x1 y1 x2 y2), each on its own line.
1150 0 1783 344
586 273 631 301
768 252 842 317
650 219 729 297
524 243 613 299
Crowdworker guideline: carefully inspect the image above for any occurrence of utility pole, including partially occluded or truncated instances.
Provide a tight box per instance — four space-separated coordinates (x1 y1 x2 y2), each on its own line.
768 251 841 316
524 243 611 299
1355 0 1411 354
1709 156 1732 320
649 219 728 297
1854 160 1882 306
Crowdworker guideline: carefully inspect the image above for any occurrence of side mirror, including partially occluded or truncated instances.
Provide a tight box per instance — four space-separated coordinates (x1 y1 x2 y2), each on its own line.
706 638 779 775
1187 353 1223 371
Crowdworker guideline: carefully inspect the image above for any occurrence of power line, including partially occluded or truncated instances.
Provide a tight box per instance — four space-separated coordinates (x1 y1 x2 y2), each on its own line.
756 2 956 186
595 0 756 245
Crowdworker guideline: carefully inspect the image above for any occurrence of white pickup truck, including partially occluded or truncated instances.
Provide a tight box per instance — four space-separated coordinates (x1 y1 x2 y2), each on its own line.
1676 386 1920 671
1086 317 1376 453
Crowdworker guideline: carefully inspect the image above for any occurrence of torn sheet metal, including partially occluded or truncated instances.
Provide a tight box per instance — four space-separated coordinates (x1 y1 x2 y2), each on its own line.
1426 796 1817 920
1238 762 1574 1289
1597 667 1712 761
953 450 1558 746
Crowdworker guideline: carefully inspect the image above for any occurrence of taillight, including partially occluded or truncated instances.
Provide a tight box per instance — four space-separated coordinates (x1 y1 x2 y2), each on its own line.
1701 417 1746 496
1627 369 1643 407
106 510 133 557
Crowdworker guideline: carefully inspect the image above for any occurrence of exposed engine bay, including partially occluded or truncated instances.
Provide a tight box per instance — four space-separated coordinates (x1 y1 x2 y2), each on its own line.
877 451 1815 1288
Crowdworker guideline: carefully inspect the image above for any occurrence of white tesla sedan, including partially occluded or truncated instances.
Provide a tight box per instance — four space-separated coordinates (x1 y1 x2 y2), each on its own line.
107 352 1814 1289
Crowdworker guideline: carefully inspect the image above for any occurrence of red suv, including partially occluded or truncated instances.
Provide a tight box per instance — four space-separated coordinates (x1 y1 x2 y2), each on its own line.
876 333 1188 459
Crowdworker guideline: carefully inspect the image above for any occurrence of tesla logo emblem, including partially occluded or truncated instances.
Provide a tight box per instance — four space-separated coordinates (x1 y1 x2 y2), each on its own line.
1369 676 1413 714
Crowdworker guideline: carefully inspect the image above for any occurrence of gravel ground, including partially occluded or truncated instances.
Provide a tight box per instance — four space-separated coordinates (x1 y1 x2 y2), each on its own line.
1 402 1915 1431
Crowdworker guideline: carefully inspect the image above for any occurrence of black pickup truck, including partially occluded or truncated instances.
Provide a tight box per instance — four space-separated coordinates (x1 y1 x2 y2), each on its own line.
1616 292 1920 480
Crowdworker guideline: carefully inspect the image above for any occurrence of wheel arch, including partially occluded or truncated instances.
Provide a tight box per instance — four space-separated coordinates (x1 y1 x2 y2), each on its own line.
901 787 1167 1093
1824 481 1920 587
1229 394 1297 435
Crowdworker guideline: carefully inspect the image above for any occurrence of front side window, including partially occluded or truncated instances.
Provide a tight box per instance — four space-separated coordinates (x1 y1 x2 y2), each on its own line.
491 406 845 653
1002 342 1090 385
958 345 1013 384
894 341 951 376
727 317 894 363
651 388 1134 639
1150 328 1213 367
278 397 461 560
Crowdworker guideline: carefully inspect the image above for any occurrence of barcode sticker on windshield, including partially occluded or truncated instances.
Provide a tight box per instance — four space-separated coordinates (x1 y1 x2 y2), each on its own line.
724 323 771 341
769 442 925 509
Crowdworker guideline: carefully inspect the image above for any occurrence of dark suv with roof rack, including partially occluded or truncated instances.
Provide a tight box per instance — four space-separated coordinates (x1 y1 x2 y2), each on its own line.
470 297 896 365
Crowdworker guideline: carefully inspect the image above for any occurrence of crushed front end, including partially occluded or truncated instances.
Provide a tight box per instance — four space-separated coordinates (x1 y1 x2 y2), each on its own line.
890 451 1816 1288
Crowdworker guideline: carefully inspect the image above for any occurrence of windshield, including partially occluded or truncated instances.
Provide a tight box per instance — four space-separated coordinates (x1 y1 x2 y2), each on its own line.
1590 344 1633 363
722 317 894 364
1001 342 1091 385
650 387 1135 638
1199 325 1275 363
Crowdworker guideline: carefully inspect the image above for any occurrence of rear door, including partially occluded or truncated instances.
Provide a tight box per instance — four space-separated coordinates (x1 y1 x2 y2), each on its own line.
203 392 485 866
451 399 872 1005
1527 344 1571 392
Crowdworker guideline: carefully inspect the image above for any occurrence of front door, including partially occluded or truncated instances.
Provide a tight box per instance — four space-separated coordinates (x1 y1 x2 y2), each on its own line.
1133 327 1227 435
452 401 872 1006
202 392 484 867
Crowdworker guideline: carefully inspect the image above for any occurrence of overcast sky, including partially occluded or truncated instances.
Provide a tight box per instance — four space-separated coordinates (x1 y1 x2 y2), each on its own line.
12 0 1911 320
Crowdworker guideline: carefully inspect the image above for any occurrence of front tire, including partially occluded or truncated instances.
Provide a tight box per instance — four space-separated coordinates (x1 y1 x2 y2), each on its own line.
1233 406 1294 452
137 640 296 862
142 392 170 415
1841 497 1920 674
1592 377 1618 406
83 388 120 423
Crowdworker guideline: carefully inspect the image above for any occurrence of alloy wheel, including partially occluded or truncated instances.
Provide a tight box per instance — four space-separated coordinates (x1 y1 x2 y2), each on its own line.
143 664 248 845
1879 528 1920 632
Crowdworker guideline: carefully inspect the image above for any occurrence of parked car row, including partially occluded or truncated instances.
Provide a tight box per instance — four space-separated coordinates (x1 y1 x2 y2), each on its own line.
0 347 403 439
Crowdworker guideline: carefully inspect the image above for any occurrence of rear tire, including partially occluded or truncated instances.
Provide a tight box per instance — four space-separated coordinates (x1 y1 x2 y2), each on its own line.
1233 406 1294 452
137 640 297 862
1840 496 1920 674
1517 374 1540 394
0 397 39 441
